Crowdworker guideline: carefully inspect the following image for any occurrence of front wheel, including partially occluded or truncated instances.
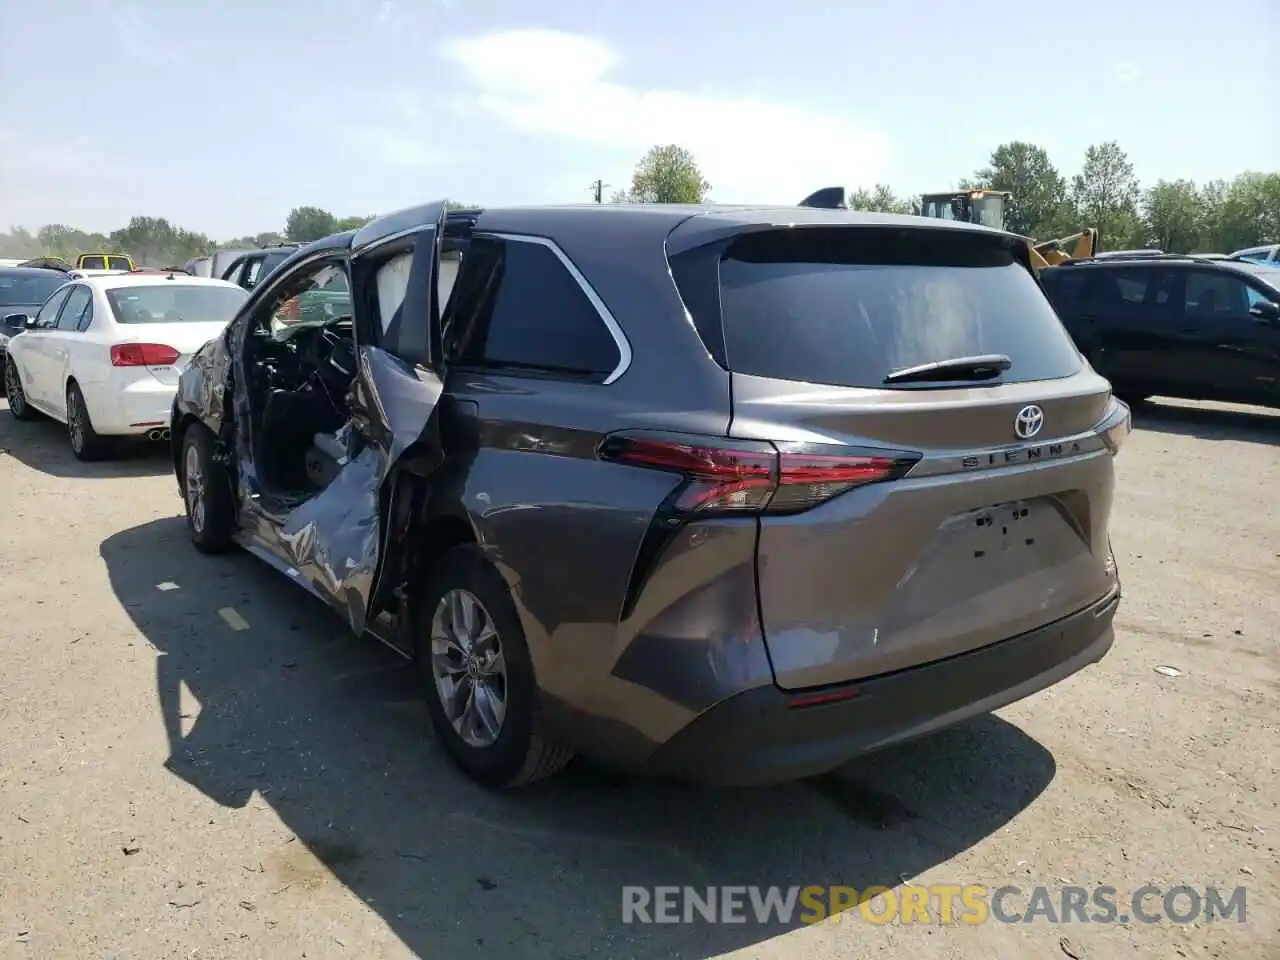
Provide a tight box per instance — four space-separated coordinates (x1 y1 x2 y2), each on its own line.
181 423 235 553
5 355 40 421
415 544 573 788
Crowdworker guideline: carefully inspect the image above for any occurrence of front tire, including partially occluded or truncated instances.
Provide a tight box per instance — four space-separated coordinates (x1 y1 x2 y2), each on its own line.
66 381 110 460
415 544 573 788
181 423 235 553
5 355 40 420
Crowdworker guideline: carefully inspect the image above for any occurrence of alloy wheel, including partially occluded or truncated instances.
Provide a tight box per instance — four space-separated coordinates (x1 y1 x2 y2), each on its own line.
68 390 84 453
429 588 509 748
5 360 24 413
184 443 206 534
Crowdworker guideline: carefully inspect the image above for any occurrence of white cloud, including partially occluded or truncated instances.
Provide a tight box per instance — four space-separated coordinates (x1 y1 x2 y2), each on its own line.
376 1 396 25
439 30 892 204
111 4 182 66
1115 62 1142 83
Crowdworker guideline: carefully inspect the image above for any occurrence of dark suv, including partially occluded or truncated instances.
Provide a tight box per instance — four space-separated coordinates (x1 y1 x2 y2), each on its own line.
1040 254 1280 408
170 200 1129 789
219 244 302 292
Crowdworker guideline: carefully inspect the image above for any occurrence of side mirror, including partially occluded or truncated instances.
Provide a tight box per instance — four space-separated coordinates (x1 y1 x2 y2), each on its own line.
1249 300 1280 323
3 313 30 331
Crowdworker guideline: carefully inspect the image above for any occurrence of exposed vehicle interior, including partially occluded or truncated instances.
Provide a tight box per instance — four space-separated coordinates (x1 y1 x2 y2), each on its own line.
243 263 359 495
242 243 466 500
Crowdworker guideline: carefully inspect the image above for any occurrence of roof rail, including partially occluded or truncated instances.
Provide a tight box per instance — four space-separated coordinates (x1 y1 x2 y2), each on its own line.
1060 252 1225 267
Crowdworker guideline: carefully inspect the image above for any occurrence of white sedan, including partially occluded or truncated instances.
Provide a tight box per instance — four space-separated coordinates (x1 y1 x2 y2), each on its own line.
3 273 248 460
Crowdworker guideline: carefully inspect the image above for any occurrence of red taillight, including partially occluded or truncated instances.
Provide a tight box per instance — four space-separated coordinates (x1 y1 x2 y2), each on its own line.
603 437 777 513
599 434 919 516
111 342 180 367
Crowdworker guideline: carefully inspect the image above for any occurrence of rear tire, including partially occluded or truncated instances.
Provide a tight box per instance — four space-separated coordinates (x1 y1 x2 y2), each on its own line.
414 544 573 788
5 355 40 421
180 423 236 553
66 381 111 461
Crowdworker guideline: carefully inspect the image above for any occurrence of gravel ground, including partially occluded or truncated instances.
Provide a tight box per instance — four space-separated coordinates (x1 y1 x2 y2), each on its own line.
0 396 1276 960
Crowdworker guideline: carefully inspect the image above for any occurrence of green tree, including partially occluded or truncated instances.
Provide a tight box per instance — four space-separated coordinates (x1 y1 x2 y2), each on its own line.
968 141 1069 238
1139 180 1202 252
847 184 916 214
284 206 339 243
1205 171 1280 252
621 145 711 204
335 215 374 231
1069 142 1142 250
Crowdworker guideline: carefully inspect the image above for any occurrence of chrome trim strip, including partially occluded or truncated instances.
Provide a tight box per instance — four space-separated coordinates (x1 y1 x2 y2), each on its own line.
905 428 1106 479
487 232 633 385
354 224 428 256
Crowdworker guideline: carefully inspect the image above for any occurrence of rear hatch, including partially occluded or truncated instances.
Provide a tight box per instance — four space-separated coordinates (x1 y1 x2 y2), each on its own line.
671 222 1127 690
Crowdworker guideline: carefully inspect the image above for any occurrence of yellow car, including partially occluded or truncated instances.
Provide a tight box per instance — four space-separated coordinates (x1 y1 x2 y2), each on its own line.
76 252 135 271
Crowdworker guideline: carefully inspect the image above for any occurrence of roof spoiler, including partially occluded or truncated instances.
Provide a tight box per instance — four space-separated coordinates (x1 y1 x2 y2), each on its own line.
798 186 847 210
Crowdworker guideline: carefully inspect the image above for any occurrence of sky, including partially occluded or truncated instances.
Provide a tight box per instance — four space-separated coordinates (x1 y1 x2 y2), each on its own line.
0 0 1276 240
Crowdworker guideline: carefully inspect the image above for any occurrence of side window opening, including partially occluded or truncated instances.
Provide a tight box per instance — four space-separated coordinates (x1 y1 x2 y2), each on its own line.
56 286 92 330
449 236 621 381
266 262 352 338
1186 271 1247 317
35 288 71 328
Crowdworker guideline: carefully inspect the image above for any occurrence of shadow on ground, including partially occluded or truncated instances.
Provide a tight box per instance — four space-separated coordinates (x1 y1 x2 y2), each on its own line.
0 399 173 478
1133 397 1280 446
102 517 1058 959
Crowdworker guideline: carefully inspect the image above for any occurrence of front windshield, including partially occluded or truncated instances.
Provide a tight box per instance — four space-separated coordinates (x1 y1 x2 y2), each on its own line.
106 284 249 323
268 264 353 338
0 273 65 307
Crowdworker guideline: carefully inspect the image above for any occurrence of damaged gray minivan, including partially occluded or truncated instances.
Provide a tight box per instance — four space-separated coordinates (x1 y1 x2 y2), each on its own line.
170 199 1130 789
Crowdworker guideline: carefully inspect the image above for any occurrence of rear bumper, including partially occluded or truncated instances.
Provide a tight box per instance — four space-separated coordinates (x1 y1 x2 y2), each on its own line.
81 376 176 435
643 586 1120 786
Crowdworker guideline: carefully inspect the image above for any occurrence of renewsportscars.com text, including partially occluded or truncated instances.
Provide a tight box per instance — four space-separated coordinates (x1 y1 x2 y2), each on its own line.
621 884 1248 926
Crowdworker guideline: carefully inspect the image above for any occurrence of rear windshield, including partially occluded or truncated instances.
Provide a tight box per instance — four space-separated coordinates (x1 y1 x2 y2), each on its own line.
106 256 132 271
0 273 64 307
80 256 107 270
713 228 1083 388
106 284 248 323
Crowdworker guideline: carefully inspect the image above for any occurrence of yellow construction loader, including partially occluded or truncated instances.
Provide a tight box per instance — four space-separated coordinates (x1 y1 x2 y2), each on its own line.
917 189 1098 270
799 187 1097 270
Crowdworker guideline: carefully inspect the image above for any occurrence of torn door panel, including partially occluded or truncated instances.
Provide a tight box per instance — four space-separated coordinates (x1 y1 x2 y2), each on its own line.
277 344 444 633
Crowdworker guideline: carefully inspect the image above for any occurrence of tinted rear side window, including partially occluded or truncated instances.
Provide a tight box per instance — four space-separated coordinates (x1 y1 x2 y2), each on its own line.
715 228 1083 389
449 236 621 380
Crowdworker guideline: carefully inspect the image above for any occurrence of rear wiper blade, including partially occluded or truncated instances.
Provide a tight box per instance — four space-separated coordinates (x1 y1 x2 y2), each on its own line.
884 354 1012 385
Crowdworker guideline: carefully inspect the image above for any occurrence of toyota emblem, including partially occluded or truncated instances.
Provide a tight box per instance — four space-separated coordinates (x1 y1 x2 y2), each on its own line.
1014 404 1045 440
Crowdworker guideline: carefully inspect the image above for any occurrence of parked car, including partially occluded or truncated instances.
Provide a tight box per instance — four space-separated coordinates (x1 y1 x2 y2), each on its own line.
0 267 68 357
1228 243 1279 264
16 256 72 272
4 274 247 460
1039 253 1280 408
170 201 1128 789
76 252 135 271
219 244 302 291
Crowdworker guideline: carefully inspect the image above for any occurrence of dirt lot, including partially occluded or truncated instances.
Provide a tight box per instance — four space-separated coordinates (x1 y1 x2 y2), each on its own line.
0 396 1276 960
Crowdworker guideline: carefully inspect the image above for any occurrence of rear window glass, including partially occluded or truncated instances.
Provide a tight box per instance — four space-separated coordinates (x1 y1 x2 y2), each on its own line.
106 256 132 271
0 273 64 306
714 228 1083 389
106 284 248 323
